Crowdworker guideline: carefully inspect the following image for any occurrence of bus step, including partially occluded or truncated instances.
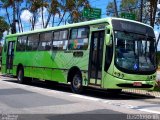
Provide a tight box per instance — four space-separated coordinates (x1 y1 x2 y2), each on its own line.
88 84 101 89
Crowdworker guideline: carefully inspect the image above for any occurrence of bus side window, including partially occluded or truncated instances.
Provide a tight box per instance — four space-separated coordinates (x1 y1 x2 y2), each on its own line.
68 27 89 50
52 30 68 50
38 32 52 51
26 34 39 51
17 36 27 51
104 35 113 72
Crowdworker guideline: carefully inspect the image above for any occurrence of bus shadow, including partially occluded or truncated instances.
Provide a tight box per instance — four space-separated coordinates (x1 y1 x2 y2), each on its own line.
2 79 155 100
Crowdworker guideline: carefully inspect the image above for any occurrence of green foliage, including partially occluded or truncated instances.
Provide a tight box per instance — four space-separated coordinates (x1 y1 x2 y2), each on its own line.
0 0 91 31
106 2 115 16
27 0 49 13
153 86 160 91
106 0 159 27
63 0 90 23
106 0 139 18
0 16 9 40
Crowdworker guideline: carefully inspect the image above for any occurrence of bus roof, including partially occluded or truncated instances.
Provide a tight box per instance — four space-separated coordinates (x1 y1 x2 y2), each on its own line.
5 17 153 38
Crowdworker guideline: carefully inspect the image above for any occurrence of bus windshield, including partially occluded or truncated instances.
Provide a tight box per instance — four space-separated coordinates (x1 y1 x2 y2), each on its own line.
114 31 156 73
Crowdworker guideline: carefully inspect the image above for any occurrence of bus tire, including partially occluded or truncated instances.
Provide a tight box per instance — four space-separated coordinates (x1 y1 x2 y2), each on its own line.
71 72 83 94
17 68 25 84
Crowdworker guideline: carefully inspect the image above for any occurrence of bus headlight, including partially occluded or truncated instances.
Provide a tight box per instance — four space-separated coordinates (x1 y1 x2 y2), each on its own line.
114 72 124 79
147 75 156 80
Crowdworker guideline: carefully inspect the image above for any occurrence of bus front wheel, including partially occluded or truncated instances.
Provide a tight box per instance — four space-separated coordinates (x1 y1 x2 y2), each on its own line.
71 72 83 94
17 68 25 84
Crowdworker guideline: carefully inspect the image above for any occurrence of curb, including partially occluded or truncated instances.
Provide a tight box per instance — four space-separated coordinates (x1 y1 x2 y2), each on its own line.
122 89 160 98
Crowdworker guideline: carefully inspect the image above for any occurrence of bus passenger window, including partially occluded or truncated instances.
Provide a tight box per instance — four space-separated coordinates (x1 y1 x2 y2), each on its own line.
77 28 88 38
38 32 53 51
17 36 27 51
71 29 78 39
68 27 89 50
52 30 68 50
26 34 39 51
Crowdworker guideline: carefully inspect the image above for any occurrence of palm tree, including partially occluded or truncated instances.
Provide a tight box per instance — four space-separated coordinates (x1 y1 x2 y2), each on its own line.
58 0 90 25
0 0 24 33
44 0 60 28
26 0 48 30
0 16 9 41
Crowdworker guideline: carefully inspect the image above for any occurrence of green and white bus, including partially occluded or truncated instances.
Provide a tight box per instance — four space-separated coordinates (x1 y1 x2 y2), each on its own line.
1 18 157 93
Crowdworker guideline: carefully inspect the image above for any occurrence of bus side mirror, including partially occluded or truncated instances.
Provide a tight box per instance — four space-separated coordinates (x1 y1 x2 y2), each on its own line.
106 34 111 46
106 28 112 46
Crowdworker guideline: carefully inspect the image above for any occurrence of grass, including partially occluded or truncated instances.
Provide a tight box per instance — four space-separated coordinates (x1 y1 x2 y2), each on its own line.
153 86 160 92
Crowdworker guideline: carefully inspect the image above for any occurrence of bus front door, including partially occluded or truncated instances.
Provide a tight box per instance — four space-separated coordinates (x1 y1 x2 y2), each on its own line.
89 31 104 86
6 41 15 74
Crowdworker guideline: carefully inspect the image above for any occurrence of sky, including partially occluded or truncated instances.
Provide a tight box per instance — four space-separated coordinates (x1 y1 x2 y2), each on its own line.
0 0 111 31
0 0 160 48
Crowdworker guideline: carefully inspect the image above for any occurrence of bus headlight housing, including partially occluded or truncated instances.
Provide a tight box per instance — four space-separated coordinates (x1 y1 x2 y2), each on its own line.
114 72 124 79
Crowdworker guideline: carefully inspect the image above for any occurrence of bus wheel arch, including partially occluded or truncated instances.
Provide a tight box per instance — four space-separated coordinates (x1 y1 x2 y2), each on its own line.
67 66 83 94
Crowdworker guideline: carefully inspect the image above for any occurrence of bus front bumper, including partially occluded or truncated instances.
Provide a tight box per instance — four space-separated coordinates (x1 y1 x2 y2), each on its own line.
103 73 156 90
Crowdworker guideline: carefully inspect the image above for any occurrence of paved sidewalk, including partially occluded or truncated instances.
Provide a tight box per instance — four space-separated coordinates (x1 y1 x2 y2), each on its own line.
122 89 160 97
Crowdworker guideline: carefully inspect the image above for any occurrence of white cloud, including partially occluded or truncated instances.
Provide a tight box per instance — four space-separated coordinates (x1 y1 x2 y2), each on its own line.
34 7 53 29
157 4 160 10
1 31 8 45
21 7 61 31
21 10 33 22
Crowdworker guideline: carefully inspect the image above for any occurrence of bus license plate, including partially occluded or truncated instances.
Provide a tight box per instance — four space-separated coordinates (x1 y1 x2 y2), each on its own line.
133 82 142 86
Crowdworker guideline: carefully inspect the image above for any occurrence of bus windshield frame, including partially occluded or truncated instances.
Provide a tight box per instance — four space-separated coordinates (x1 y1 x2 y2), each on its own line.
112 19 157 75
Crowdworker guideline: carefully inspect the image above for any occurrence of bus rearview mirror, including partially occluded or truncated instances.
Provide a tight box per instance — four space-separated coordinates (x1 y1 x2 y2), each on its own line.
106 34 111 45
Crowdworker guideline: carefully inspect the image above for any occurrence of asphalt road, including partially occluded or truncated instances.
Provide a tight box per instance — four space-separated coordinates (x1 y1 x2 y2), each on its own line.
0 75 160 120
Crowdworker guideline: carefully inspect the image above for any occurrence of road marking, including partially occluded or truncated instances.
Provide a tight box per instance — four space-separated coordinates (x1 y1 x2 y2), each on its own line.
70 94 100 101
1 78 160 114
71 94 139 109
138 109 160 114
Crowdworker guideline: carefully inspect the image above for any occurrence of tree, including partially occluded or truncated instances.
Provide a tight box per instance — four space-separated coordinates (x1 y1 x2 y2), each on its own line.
106 0 158 28
26 0 48 30
149 0 158 27
58 0 90 25
0 16 9 42
0 0 24 33
106 2 116 17
44 0 60 28
107 0 139 19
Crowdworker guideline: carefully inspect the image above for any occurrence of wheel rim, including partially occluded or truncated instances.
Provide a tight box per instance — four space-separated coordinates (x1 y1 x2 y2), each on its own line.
73 75 81 90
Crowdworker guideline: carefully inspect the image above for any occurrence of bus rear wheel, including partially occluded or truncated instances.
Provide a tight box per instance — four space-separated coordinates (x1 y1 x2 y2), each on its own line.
17 68 25 84
71 72 83 94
